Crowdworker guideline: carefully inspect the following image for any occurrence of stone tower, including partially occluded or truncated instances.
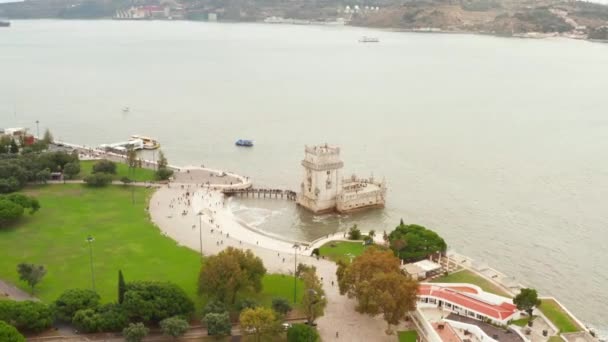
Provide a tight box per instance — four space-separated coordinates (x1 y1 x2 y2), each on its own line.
296 144 344 213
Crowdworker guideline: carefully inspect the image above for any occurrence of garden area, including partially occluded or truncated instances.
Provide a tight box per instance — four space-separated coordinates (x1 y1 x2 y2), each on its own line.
397 330 418 342
538 299 581 333
0 184 302 309
318 241 367 263
79 160 156 182
431 269 512 297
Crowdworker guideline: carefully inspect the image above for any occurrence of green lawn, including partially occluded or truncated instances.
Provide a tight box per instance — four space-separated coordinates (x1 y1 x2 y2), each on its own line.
398 330 418 342
539 299 581 333
548 336 564 342
319 241 367 264
0 184 303 313
430 269 512 297
510 316 536 327
79 160 156 182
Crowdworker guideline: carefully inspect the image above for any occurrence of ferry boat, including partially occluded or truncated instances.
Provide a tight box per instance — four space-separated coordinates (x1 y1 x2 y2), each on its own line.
130 135 160 150
235 139 253 147
358 36 380 43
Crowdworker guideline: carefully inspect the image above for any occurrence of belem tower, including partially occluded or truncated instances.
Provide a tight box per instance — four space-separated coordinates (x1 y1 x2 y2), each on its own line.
296 144 387 214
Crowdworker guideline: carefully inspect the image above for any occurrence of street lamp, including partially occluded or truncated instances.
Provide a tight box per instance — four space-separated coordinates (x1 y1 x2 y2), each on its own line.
86 235 96 291
35 120 39 140
197 211 204 260
292 243 300 303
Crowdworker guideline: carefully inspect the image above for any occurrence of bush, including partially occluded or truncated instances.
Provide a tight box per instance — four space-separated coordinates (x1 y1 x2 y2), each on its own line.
202 300 227 316
155 167 173 181
311 248 320 256
271 298 292 316
287 323 319 342
92 159 116 174
122 281 194 324
0 194 40 228
348 224 362 240
72 303 127 333
123 322 149 342
0 300 54 333
54 289 100 322
83 173 113 187
160 316 189 339
0 320 25 342
236 298 259 312
203 312 231 336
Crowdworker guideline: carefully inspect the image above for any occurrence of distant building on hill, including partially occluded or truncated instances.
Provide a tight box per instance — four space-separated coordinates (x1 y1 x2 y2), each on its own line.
296 144 386 213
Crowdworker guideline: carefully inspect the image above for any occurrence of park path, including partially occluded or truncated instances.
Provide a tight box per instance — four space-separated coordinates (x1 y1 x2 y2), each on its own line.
0 279 37 301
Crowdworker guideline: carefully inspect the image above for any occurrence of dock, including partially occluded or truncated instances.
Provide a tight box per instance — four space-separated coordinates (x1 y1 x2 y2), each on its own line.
222 188 297 201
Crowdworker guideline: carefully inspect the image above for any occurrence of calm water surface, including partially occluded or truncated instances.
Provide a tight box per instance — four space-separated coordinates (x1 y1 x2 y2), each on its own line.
1 20 607 333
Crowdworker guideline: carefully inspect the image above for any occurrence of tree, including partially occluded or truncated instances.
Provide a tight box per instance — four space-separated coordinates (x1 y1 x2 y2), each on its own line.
63 162 80 180
271 297 292 316
16 263 46 294
118 270 126 304
198 247 267 303
92 159 116 174
120 176 132 186
122 281 194 324
83 173 112 187
301 268 327 324
287 323 320 342
35 169 51 183
239 307 280 342
72 309 103 333
155 167 173 181
122 322 149 342
513 288 541 318
160 316 189 340
0 320 25 342
54 288 100 322
388 222 447 262
42 129 53 144
337 248 419 334
203 312 231 336
72 303 127 333
126 147 138 169
348 224 362 240
370 271 418 334
0 300 54 333
9 140 19 154
155 150 173 180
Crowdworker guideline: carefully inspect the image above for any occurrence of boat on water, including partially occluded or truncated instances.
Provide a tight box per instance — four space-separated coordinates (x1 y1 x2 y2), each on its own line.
359 36 380 43
235 139 253 147
130 135 160 150
0 20 10 27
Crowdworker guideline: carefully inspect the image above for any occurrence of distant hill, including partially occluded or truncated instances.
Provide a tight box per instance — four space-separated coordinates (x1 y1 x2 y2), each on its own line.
2 0 608 41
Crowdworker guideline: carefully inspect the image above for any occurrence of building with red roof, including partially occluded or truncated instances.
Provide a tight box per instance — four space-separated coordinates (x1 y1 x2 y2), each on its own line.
417 283 519 325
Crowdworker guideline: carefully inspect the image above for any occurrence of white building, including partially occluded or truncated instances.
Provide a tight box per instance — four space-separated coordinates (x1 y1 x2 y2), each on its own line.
296 144 386 213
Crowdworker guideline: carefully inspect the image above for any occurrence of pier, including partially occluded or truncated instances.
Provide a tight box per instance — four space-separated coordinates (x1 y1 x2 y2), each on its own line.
222 188 297 201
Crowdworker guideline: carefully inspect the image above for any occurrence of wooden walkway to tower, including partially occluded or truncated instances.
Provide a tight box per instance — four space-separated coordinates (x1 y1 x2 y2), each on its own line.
222 188 297 201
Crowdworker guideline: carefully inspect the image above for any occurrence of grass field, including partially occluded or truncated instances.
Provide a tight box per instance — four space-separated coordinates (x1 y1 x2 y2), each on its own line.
79 160 156 182
510 316 536 327
318 241 367 263
0 184 302 312
398 330 418 342
430 269 512 297
539 299 581 333
548 336 564 342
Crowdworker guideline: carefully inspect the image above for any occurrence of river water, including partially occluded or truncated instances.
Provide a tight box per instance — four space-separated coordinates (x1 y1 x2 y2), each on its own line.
1 20 607 333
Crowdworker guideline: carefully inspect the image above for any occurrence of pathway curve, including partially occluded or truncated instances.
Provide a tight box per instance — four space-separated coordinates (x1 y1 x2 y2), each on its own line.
149 183 412 341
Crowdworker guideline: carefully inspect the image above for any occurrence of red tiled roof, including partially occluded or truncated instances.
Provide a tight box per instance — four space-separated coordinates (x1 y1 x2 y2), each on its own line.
418 285 517 321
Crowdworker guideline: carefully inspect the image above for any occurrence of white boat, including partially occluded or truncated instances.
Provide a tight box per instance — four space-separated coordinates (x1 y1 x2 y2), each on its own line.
359 36 380 43
130 135 160 150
